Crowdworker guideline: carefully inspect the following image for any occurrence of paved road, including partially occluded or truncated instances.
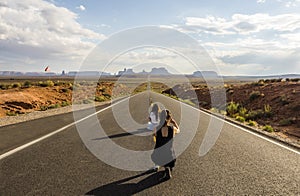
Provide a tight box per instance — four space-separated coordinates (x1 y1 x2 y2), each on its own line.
0 92 299 195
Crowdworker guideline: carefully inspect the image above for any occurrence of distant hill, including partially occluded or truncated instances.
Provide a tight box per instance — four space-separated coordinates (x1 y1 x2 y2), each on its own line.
150 67 171 75
192 71 219 78
222 74 300 80
0 69 299 79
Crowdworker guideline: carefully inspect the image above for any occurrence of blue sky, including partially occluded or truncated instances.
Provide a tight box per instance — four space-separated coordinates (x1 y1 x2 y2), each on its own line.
0 0 300 75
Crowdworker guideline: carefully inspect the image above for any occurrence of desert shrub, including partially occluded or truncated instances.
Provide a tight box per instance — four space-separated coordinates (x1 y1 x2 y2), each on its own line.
23 81 32 88
39 80 54 87
279 119 292 126
238 107 248 118
263 125 274 132
247 109 264 120
0 84 7 90
252 79 265 86
285 78 290 82
181 99 195 106
235 116 245 123
199 101 209 107
220 110 227 115
290 78 300 82
61 88 69 93
12 83 22 88
46 80 54 87
279 95 290 105
210 108 219 113
95 96 106 102
270 79 277 83
226 101 239 117
102 93 111 98
54 80 66 86
249 91 261 101
263 104 272 117
6 84 13 89
247 120 257 127
48 104 60 109
264 79 271 83
6 111 18 116
40 106 48 111
98 88 105 93
61 101 70 107
83 99 93 104
163 93 179 100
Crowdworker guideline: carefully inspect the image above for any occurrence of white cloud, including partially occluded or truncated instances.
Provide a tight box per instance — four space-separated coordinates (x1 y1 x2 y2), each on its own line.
77 5 86 11
257 0 266 4
0 0 105 71
182 13 300 35
278 0 300 7
177 13 300 75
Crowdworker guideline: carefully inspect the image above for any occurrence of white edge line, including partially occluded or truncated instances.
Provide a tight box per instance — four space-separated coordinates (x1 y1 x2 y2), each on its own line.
1 92 298 160
155 92 300 155
0 94 136 160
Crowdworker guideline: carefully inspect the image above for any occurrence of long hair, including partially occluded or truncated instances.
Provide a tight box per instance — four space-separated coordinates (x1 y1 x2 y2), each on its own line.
158 109 171 128
151 104 159 121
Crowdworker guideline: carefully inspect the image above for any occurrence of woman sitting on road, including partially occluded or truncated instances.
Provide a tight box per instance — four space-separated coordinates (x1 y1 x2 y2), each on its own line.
147 103 160 131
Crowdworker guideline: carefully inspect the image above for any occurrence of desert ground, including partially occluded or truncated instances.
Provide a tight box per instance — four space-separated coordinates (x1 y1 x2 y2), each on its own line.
0 76 299 146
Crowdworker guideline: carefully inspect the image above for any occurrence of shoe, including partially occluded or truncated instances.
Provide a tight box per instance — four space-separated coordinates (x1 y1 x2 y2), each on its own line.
165 167 172 179
152 165 160 172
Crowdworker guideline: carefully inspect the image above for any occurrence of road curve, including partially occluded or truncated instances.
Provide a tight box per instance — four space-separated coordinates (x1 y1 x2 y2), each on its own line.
0 92 299 195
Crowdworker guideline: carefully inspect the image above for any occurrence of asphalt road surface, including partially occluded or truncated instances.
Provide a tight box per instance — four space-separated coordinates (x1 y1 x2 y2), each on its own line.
0 92 299 195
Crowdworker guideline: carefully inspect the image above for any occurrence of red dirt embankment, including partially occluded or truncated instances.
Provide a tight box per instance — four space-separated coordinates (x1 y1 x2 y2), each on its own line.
0 81 118 117
163 80 300 139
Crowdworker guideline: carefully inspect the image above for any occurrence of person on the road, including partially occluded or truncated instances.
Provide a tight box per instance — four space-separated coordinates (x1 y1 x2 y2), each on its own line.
147 103 160 131
151 109 180 180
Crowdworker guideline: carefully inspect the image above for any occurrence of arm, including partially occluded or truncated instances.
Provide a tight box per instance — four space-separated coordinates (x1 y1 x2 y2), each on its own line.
171 118 180 134
170 118 179 129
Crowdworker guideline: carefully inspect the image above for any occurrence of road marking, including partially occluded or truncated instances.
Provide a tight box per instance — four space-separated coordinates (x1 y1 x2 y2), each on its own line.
0 94 137 160
1 92 298 160
155 92 300 155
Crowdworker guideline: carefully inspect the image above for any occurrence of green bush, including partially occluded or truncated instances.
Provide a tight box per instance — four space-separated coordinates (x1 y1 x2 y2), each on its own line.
227 101 239 117
0 84 6 90
247 120 257 126
12 83 22 88
39 80 54 87
238 107 248 118
23 81 32 88
40 106 48 111
235 116 245 123
182 99 195 106
210 108 219 113
61 88 69 93
279 119 292 126
290 78 299 82
249 91 261 101
252 80 265 86
263 125 274 132
48 104 60 109
247 109 264 120
6 111 18 116
95 96 106 102
61 101 70 107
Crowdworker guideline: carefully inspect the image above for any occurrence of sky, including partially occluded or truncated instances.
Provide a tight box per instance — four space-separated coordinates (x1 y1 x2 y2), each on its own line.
0 0 300 75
